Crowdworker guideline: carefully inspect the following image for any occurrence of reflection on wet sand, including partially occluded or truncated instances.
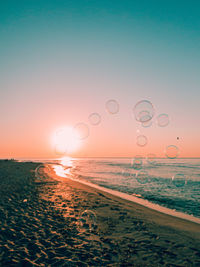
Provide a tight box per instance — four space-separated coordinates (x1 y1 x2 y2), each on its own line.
38 160 79 219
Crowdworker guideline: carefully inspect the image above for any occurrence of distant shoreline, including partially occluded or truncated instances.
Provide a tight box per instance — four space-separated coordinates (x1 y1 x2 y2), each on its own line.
1 157 200 161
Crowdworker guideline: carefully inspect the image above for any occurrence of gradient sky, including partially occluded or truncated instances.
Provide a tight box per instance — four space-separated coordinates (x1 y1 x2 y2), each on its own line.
0 0 200 158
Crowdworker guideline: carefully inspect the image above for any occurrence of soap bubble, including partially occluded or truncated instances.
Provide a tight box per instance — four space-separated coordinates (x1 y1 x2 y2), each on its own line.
146 154 157 165
136 170 149 184
35 164 51 180
74 123 89 140
165 145 179 159
138 110 152 122
78 210 97 233
132 156 143 170
106 99 119 114
172 173 187 187
142 120 153 128
157 113 169 127
88 113 101 125
136 135 148 147
133 100 155 122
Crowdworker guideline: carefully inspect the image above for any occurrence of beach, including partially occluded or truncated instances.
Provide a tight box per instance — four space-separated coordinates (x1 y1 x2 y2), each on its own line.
0 160 200 266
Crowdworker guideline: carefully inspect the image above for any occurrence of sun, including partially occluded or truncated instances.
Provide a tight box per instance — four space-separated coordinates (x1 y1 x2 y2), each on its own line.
52 126 81 155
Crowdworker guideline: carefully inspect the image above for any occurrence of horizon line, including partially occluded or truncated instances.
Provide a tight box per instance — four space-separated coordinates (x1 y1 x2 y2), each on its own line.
1 156 200 160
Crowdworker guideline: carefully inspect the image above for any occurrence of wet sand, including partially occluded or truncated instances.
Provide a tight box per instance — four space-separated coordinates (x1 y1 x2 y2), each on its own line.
0 160 200 266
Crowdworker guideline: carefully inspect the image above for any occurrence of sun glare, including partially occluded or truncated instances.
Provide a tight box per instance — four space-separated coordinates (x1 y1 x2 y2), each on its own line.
52 126 81 155
60 156 73 167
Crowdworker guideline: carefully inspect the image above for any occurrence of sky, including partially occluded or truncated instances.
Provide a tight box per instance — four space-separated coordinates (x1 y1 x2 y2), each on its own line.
0 0 200 158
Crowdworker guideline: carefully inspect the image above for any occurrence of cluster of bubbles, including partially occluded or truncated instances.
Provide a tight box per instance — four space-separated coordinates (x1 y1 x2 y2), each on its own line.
53 98 173 155
131 99 182 186
131 156 149 184
132 100 179 158
52 98 183 188
133 100 172 148
133 100 155 123
36 98 187 235
129 154 156 185
131 155 186 187
53 98 175 156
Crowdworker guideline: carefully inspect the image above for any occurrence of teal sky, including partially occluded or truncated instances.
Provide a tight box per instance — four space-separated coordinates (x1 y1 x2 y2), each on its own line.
0 0 200 158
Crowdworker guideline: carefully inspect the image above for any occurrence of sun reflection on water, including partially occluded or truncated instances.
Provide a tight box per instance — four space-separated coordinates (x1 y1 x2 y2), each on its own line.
60 156 73 167
52 157 74 178
53 164 67 177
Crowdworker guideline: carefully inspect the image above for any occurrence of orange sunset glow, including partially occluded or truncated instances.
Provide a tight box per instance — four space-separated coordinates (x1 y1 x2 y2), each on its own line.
0 1 199 160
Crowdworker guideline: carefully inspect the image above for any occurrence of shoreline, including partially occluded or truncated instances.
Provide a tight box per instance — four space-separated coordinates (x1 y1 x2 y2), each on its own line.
1 160 200 266
50 168 200 241
66 175 200 225
21 158 200 224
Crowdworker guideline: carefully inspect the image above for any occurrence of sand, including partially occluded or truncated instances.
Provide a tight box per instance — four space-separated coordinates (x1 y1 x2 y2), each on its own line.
0 160 200 266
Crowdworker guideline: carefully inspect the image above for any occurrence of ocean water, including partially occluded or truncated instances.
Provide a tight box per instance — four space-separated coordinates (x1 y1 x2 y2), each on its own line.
50 157 200 220
28 157 200 219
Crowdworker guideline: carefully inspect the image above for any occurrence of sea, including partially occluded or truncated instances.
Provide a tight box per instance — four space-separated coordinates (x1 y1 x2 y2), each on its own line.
23 157 200 221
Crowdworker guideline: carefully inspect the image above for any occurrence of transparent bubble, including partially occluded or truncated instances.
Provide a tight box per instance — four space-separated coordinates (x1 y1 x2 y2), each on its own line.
157 113 169 127
138 110 152 122
132 156 143 170
78 210 97 233
136 170 149 184
74 123 89 140
172 173 187 187
142 120 153 128
88 113 101 126
136 135 148 147
35 164 51 180
105 99 119 114
146 153 157 165
133 100 155 123
165 145 179 159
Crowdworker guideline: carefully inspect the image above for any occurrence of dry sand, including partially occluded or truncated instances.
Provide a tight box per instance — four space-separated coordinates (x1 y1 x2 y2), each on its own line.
0 160 200 266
